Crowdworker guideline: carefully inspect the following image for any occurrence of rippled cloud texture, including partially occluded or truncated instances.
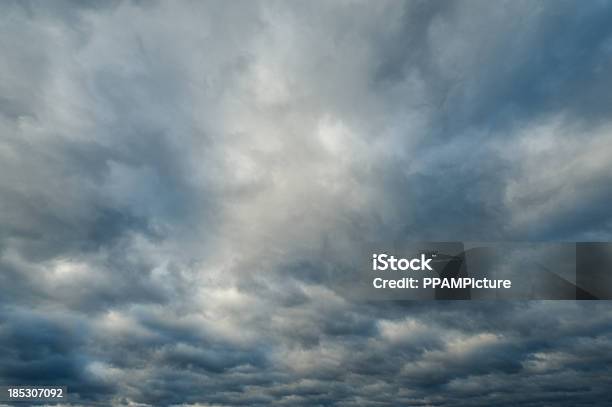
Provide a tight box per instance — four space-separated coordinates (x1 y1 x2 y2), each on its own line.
1 1 612 406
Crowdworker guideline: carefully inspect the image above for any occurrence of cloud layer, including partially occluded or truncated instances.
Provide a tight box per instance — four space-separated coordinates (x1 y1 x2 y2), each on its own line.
1 1 612 406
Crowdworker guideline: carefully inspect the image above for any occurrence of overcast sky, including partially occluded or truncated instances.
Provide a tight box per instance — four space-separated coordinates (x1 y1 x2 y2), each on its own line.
1 1 612 406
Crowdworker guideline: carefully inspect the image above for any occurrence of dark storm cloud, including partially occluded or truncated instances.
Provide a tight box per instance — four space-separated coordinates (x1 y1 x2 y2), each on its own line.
1 1 612 406
362 0 612 241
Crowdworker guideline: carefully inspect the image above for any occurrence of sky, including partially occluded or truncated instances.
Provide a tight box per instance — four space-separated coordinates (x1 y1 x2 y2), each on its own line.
1 0 612 406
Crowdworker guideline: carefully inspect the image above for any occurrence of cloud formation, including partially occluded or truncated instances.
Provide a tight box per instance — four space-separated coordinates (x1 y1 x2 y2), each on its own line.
1 1 612 405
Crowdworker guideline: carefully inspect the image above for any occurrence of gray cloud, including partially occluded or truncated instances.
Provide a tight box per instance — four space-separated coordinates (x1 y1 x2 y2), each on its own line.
1 1 612 406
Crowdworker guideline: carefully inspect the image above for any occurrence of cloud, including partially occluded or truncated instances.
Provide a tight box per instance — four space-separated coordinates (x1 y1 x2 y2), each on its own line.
1 1 612 406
